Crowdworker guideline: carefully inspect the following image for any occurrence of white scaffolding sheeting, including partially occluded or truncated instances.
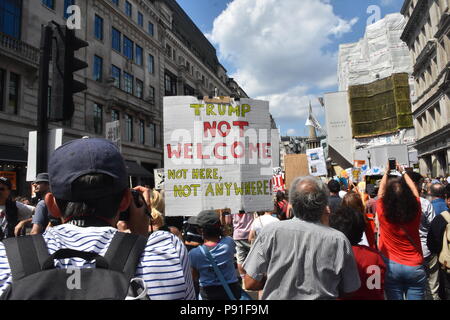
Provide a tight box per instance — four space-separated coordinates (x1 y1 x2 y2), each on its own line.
338 13 413 91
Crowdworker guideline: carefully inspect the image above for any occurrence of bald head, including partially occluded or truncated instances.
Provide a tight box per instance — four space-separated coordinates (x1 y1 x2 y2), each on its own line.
289 176 329 222
430 183 445 199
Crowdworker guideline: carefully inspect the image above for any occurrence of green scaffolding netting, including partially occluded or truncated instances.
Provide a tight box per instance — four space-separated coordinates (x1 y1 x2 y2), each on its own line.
348 73 414 138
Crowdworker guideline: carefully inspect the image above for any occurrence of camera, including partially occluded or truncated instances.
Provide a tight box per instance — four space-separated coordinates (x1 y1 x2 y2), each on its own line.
119 190 150 221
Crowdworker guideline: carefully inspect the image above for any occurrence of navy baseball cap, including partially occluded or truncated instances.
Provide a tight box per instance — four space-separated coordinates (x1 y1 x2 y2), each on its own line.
188 210 220 229
48 138 128 201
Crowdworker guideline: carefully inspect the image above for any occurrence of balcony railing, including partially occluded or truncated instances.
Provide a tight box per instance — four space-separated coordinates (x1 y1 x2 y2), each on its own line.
0 32 39 66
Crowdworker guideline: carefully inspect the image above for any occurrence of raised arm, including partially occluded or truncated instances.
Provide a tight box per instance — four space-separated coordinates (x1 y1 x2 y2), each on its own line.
401 168 420 198
377 171 389 199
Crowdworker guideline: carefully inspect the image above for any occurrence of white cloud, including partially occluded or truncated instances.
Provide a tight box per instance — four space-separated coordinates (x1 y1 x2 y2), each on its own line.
210 0 357 97
209 0 357 133
257 85 323 121
286 129 297 135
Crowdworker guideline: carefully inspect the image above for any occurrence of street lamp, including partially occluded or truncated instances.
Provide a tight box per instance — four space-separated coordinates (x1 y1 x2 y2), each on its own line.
367 150 372 169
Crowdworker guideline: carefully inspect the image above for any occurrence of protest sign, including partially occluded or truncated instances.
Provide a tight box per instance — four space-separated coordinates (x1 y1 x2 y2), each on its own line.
306 147 327 177
163 96 274 216
105 121 121 152
154 168 165 190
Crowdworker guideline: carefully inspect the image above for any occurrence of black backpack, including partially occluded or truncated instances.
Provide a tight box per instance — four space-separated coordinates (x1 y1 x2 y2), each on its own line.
1 232 148 300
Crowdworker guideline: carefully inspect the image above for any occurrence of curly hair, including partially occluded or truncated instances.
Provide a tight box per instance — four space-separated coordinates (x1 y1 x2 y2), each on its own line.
381 177 420 224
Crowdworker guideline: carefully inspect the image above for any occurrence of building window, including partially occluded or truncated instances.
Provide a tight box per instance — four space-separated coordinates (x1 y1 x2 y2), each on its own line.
125 114 133 142
9 72 19 114
135 45 143 65
125 1 132 17
136 79 143 98
149 85 155 99
94 14 103 40
138 12 143 27
64 0 75 19
93 55 103 82
148 123 155 147
139 120 145 144
149 123 155 147
93 103 103 134
112 27 121 52
1 0 22 39
111 65 121 88
123 36 133 60
184 84 195 96
42 0 54 10
111 0 118 5
0 68 5 111
166 44 172 58
112 110 119 122
164 71 177 96
148 22 154 36
124 72 133 94
148 54 154 74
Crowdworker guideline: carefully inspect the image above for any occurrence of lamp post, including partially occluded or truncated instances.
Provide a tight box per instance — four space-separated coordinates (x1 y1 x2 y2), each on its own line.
367 150 372 169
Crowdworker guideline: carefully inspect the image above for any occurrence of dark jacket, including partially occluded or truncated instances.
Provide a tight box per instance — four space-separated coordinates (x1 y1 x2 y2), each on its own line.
0 199 18 240
427 212 450 255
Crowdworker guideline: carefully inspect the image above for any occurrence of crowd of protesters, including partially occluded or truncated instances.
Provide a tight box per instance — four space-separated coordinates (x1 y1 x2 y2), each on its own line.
0 138 449 300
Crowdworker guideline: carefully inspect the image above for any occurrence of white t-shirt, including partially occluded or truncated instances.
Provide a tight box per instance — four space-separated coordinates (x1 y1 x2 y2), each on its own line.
251 215 279 237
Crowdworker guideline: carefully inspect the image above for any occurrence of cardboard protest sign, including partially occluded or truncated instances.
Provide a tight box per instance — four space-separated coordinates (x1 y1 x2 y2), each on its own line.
306 147 327 177
163 96 274 216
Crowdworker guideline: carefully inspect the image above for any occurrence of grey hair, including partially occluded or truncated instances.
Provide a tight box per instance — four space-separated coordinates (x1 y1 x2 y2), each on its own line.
289 176 329 222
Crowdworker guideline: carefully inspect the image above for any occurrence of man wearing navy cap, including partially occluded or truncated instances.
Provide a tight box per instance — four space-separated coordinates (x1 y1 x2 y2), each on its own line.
0 138 195 300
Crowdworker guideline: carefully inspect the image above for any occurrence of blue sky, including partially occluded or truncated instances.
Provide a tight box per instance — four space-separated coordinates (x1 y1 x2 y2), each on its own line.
176 0 406 136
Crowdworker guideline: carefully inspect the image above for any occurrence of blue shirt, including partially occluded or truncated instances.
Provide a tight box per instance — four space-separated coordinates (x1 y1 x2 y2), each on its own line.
31 200 49 228
432 198 449 216
189 236 238 287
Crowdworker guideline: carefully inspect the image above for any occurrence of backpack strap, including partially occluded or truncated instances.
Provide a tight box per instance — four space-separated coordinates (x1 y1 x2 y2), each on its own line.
2 235 50 281
104 232 148 281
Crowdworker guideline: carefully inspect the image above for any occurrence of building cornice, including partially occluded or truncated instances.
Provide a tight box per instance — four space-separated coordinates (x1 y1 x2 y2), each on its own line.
164 30 231 93
412 40 436 76
401 0 412 15
401 0 429 45
434 11 450 39
414 124 450 152
412 61 450 105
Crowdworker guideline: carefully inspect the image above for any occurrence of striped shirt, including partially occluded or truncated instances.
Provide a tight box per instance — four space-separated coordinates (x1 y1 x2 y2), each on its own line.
0 224 196 300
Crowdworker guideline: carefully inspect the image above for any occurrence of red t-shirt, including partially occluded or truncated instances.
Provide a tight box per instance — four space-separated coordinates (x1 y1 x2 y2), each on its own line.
376 198 423 266
342 245 386 300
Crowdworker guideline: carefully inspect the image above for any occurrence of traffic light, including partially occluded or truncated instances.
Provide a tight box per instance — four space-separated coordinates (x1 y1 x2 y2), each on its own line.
49 24 88 122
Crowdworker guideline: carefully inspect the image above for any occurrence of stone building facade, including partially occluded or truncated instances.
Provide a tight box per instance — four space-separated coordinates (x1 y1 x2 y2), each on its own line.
401 0 450 176
0 0 247 195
